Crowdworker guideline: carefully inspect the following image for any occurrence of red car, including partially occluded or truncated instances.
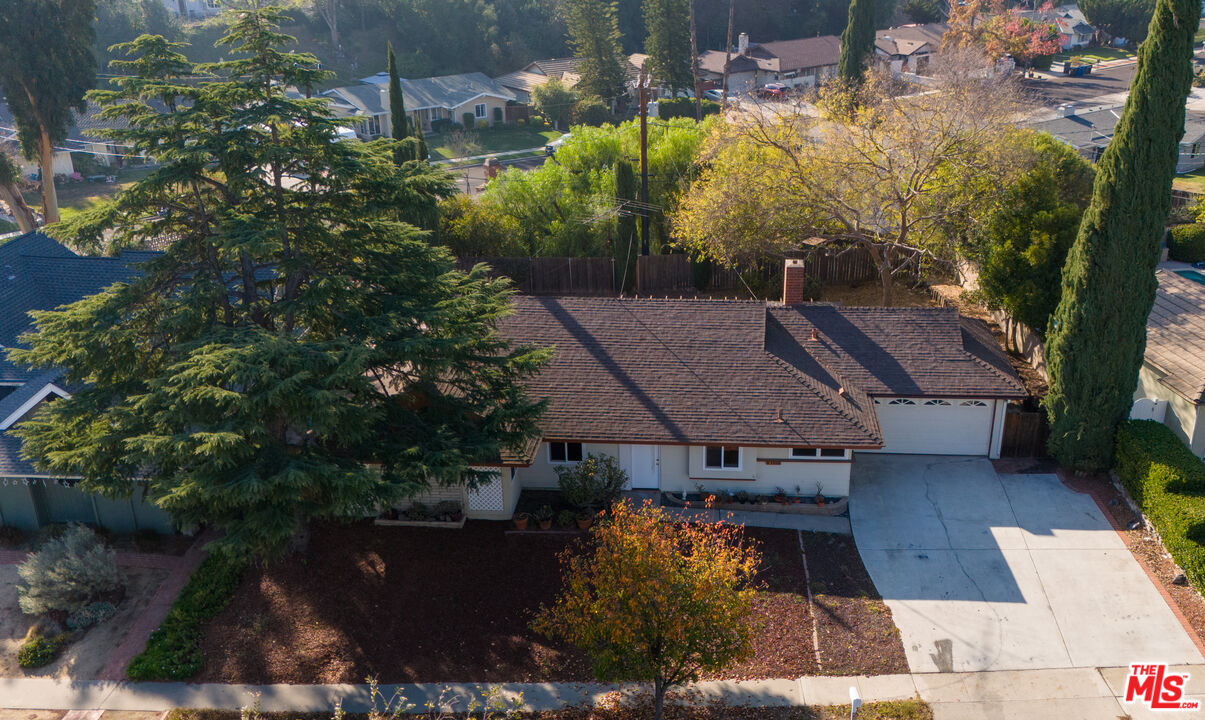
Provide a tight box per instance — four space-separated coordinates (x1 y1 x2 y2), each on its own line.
759 83 788 99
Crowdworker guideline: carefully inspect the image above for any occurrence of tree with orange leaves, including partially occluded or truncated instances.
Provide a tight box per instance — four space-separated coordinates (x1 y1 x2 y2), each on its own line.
532 501 761 720
944 0 1062 66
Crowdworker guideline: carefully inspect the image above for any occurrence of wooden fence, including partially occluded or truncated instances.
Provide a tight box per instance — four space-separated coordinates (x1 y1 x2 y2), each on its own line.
456 257 616 296
1171 188 1203 211
999 408 1049 458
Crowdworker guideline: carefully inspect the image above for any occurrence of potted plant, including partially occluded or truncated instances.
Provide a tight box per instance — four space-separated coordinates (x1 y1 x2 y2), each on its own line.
774 487 788 504
557 509 576 528
576 510 595 530
514 511 530 530
735 490 750 504
716 490 732 505
814 482 825 507
536 505 554 530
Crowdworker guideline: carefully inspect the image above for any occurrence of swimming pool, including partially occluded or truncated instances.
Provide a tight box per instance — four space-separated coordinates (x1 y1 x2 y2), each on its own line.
1175 269 1205 286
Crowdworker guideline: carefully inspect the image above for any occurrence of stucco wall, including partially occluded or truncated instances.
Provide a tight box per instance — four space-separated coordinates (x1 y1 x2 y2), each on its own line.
514 442 853 498
452 96 511 127
1136 364 1204 457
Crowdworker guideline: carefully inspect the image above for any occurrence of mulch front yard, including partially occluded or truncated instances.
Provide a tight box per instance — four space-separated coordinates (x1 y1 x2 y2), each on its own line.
197 521 905 684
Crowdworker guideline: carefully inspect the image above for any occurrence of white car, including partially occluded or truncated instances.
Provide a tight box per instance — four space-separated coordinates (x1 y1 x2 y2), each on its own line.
704 88 725 102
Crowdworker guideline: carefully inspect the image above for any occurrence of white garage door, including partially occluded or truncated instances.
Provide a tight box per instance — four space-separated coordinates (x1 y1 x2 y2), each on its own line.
871 398 996 456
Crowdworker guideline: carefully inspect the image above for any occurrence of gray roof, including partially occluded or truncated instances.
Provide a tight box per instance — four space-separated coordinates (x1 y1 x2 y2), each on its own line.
323 84 387 116
351 72 516 112
1145 269 1205 403
1031 107 1205 149
0 232 149 477
875 23 948 57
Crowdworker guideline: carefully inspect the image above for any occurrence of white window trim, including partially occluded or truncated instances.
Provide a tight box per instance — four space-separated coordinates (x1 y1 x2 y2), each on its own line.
703 445 741 471
0 383 70 431
474 103 487 119
548 441 583 465
888 398 916 406
790 447 818 458
924 399 951 406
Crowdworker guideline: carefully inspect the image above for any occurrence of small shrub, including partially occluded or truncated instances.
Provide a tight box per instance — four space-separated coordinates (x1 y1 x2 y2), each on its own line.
572 95 612 127
492 106 503 123
557 508 576 527
66 601 118 631
0 525 23 547
431 500 462 521
1169 223 1205 263
17 523 123 615
126 553 245 681
430 117 455 134
405 501 430 521
462 112 476 129
17 635 64 668
555 453 629 510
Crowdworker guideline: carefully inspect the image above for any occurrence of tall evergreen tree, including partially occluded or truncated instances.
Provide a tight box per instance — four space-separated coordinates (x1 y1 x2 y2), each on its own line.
837 0 876 84
643 0 692 94
1044 0 1199 470
614 159 638 292
562 0 629 104
0 0 97 225
387 42 423 164
11 9 549 559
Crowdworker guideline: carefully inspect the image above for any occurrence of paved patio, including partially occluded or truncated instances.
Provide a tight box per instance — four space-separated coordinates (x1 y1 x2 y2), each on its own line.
849 455 1203 673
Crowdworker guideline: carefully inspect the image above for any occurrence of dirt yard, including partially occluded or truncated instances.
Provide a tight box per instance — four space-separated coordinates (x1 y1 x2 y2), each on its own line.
197 521 905 684
0 565 168 678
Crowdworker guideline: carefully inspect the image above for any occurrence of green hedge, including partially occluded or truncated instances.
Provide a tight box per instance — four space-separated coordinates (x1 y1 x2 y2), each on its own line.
18 635 64 668
1169 223 1205 262
655 97 721 120
126 553 245 681
1115 420 1205 591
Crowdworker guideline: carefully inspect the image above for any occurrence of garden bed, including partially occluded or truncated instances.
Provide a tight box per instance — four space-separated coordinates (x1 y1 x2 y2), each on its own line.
662 492 849 517
196 522 899 683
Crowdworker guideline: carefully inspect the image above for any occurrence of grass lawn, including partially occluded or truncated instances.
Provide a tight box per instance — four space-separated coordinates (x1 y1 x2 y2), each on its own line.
1053 47 1135 65
1175 168 1205 193
195 521 907 684
167 699 933 720
22 166 154 225
427 125 563 162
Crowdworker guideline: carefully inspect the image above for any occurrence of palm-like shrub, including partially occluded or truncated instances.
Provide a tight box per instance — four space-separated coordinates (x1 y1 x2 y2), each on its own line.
17 524 123 615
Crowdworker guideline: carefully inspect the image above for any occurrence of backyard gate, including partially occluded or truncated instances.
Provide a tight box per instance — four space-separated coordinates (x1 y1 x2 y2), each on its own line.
999 408 1050 458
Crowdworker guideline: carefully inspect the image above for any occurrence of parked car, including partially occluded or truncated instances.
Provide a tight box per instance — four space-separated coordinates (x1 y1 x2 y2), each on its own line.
704 88 725 102
759 83 788 99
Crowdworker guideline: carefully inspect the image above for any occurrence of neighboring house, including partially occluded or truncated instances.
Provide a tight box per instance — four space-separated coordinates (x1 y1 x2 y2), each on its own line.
1022 5 1095 50
0 232 173 532
1030 105 1205 173
697 32 842 93
875 23 949 75
326 72 517 137
1133 269 1205 459
420 259 1026 522
0 100 148 178
494 69 578 105
160 0 222 19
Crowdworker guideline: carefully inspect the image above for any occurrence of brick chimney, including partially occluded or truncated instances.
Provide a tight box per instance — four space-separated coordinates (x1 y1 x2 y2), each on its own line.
783 258 806 305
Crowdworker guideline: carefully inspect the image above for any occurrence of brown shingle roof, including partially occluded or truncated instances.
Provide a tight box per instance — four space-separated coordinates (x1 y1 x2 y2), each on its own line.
498 297 1026 450
1145 269 1205 403
768 305 1025 399
750 35 842 72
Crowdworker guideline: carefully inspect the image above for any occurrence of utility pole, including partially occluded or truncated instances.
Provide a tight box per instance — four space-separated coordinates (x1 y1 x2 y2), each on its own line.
638 68 651 256
689 0 703 121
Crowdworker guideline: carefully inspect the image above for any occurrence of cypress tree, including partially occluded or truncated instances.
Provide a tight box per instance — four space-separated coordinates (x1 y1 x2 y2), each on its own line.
614 159 638 292
1044 0 1199 471
387 42 414 163
837 0 876 84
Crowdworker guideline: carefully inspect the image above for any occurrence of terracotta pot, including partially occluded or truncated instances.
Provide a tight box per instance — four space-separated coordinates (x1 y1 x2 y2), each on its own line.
514 513 529 530
539 519 553 530
814 494 825 507
576 514 594 530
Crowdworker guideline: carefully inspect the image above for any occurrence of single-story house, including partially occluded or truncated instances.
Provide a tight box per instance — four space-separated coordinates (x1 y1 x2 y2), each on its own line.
697 32 841 93
875 23 949 75
0 232 173 532
1132 268 1205 459
159 0 221 18
324 72 517 138
1030 105 1205 173
0 100 148 177
1022 5 1095 50
425 259 1026 521
494 69 578 105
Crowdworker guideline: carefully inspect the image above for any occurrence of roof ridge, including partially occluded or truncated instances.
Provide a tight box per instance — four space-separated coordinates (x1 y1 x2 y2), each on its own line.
957 319 1027 392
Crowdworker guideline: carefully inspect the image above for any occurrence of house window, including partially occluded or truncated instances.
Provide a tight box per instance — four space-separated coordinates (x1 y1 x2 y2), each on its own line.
549 441 583 463
704 445 740 469
1193 142 1201 158
366 115 382 136
819 448 846 458
960 400 989 407
474 103 487 119
792 447 846 459
923 399 951 406
791 448 818 458
888 398 916 406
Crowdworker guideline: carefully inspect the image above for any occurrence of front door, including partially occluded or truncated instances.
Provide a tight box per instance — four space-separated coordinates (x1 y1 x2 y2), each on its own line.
620 444 660 489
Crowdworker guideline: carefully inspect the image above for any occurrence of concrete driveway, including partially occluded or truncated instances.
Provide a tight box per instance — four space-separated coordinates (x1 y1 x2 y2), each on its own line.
850 455 1203 673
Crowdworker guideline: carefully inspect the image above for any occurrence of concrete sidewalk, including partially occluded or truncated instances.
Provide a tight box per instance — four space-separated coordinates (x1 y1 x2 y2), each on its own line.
3 666 1203 718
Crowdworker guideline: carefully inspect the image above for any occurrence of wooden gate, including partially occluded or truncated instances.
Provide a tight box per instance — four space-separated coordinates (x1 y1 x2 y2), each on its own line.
999 409 1050 458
